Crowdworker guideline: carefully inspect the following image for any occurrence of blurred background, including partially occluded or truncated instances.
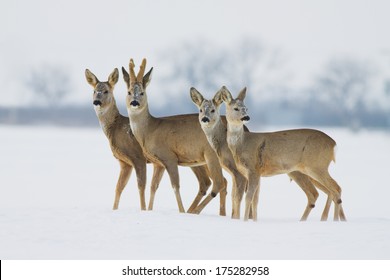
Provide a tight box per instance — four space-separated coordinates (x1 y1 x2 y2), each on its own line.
1 0 390 129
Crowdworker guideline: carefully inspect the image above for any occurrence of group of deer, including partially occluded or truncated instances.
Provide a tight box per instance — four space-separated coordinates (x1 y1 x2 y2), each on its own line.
85 58 346 222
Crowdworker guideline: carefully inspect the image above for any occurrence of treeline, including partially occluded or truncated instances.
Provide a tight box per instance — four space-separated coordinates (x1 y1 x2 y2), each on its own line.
0 106 97 127
2 38 390 129
1 100 389 129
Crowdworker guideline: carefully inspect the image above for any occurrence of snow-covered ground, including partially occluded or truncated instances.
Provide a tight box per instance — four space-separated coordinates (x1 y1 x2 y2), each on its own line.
1 124 389 259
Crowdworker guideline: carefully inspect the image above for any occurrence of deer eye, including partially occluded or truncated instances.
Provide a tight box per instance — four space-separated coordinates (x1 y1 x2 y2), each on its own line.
211 109 215 113
200 109 203 113
140 92 144 96
103 91 108 94
234 108 239 111
128 91 132 95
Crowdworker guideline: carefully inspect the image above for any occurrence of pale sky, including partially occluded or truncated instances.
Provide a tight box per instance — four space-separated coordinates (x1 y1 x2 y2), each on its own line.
1 0 390 107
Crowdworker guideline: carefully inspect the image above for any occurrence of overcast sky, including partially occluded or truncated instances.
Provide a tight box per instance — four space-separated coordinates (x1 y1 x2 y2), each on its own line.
1 0 390 107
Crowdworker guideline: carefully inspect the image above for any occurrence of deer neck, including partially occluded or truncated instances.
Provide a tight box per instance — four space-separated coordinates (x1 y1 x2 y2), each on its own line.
95 100 120 137
203 117 227 154
127 104 155 144
227 122 245 153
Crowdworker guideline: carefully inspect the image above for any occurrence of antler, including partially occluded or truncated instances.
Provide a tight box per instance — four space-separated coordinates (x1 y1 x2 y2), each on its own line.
137 58 147 82
129 59 137 82
129 58 147 83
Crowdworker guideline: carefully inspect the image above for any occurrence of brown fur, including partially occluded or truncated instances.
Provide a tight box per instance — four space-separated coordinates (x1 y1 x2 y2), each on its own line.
221 86 346 221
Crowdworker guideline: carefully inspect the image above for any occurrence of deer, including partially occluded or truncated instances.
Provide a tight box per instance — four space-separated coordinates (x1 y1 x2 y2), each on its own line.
220 86 346 221
122 58 229 216
190 87 341 221
190 88 249 219
85 68 212 212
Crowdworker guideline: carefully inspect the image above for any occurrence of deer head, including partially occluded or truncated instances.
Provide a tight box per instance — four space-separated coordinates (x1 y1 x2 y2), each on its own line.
85 68 119 112
122 58 153 113
190 87 224 129
221 86 250 125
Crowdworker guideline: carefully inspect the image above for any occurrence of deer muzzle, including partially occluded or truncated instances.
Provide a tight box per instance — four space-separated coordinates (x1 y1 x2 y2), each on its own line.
130 100 140 107
201 117 210 123
241 116 250 122
93 100 102 106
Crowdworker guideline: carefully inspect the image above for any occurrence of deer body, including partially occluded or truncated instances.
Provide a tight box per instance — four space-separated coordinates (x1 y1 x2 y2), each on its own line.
228 128 335 177
122 59 227 215
130 114 207 166
221 87 346 221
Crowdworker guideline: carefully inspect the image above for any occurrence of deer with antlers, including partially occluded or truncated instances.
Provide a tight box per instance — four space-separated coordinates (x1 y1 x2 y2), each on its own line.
122 58 230 216
220 86 346 221
85 68 212 211
190 87 344 221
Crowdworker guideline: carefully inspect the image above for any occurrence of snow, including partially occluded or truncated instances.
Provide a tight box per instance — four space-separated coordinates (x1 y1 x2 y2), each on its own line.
1 125 390 259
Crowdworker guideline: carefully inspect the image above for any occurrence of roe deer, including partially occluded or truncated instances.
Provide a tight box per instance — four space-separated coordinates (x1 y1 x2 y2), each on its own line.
221 86 346 221
122 58 228 216
85 68 212 211
191 87 338 221
190 88 248 219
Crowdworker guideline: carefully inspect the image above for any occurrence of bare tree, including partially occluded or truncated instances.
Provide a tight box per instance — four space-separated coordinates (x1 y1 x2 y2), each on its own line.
157 38 289 117
311 58 373 128
25 64 72 107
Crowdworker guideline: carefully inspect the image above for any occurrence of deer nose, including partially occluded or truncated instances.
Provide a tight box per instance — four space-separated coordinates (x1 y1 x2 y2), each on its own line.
93 100 102 106
130 100 140 107
201 117 210 123
241 116 250 122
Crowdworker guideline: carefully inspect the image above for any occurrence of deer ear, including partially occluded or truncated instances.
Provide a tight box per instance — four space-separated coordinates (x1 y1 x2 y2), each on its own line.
122 67 130 87
221 86 233 104
237 87 247 101
108 68 119 87
85 69 99 87
190 87 204 107
213 89 224 107
143 67 153 88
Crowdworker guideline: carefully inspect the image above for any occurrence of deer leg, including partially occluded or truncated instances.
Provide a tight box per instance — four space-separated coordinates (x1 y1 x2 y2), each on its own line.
230 176 240 219
133 162 147 211
194 177 227 216
288 171 319 221
244 173 260 221
148 164 165 210
231 172 254 220
162 161 185 213
113 161 133 210
322 195 333 221
231 171 247 219
324 175 346 221
306 169 345 222
251 183 260 221
219 177 228 216
187 166 212 214
307 178 333 221
194 157 226 216
339 205 346 221
230 176 237 218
